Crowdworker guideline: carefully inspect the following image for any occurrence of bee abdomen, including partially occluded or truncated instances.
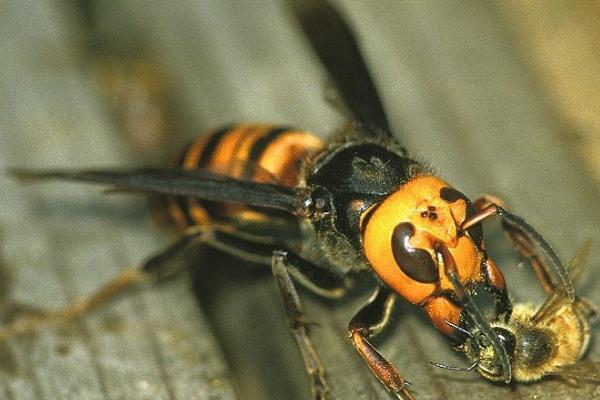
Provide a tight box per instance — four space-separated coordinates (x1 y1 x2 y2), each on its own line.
153 123 323 230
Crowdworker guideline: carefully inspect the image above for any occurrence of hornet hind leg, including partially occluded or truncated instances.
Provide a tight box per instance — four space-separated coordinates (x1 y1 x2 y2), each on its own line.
0 225 354 400
0 226 206 341
0 225 276 341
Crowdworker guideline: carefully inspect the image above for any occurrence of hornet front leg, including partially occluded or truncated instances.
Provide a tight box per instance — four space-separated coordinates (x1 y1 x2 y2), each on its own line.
348 286 414 400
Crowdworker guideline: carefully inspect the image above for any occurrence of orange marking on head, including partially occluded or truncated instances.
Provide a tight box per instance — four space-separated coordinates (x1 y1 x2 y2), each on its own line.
483 257 506 292
363 175 482 304
423 296 462 336
439 235 484 290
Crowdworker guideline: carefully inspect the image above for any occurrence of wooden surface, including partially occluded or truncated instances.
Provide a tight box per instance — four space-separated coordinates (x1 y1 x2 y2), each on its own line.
1 1 599 399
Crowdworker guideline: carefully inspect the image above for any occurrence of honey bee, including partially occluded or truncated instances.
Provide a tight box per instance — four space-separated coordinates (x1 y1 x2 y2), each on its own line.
458 242 599 384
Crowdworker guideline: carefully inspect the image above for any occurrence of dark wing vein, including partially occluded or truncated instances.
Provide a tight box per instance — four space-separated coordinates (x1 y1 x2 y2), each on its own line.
9 168 301 213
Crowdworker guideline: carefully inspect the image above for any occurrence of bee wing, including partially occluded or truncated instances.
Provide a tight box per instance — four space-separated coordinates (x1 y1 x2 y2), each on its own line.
531 291 569 324
290 0 391 137
552 360 600 382
532 241 592 323
566 239 592 285
9 168 303 214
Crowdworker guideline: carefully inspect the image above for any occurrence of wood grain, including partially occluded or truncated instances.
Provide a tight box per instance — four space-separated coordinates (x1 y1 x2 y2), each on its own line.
1 1 599 399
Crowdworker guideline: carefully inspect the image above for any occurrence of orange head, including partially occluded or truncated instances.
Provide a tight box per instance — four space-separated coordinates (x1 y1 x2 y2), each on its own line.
362 175 487 332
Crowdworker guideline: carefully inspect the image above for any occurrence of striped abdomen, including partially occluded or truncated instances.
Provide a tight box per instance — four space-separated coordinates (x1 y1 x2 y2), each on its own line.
155 123 324 230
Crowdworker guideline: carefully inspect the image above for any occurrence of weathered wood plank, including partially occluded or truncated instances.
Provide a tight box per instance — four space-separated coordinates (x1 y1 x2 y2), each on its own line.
0 1 238 399
1 0 599 399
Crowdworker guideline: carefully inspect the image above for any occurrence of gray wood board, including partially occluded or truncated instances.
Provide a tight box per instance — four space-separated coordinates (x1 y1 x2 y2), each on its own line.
1 1 599 400
0 1 237 399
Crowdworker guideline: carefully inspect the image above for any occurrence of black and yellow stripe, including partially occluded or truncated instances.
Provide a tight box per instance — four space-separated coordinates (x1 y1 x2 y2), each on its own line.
154 123 323 230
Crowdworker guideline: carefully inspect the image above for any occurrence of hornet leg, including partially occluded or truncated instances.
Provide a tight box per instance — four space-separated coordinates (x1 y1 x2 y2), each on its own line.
0 226 207 341
348 286 414 400
472 195 555 294
271 250 350 400
0 225 317 341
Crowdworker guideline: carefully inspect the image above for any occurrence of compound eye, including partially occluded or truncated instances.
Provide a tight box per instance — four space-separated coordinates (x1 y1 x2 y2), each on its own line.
391 222 439 283
494 327 516 359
